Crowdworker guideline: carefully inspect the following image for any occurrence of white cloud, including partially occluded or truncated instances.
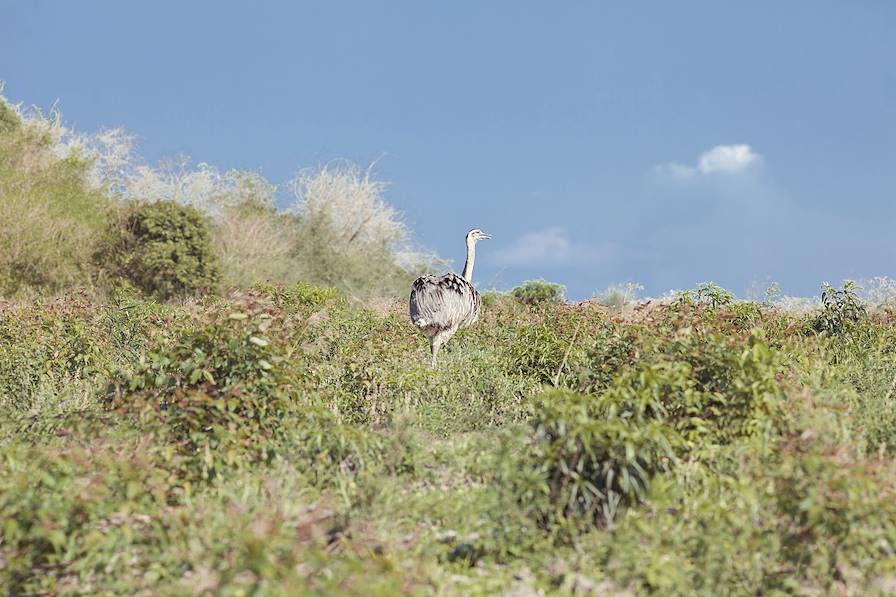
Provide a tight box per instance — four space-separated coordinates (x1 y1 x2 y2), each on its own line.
697 144 760 173
657 144 761 179
491 227 612 267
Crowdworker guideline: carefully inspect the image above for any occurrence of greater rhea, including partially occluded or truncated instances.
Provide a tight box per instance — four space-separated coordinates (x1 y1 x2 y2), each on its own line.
409 228 491 367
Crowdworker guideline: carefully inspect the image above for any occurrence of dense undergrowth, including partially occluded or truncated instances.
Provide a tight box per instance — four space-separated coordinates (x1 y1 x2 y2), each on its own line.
3 282 896 595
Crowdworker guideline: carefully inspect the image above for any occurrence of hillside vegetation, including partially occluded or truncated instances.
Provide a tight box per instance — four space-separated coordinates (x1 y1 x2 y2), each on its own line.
3 90 896 595
3 283 896 594
0 91 437 302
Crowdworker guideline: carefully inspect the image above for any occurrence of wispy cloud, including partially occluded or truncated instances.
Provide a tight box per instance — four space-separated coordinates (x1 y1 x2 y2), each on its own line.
656 144 762 179
491 226 613 267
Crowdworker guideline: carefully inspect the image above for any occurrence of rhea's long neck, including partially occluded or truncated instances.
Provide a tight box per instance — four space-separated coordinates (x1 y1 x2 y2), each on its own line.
462 241 475 282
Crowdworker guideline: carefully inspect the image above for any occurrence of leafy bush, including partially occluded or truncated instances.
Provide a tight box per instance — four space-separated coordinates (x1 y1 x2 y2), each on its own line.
0 435 181 594
288 162 439 299
105 294 284 480
574 322 638 394
507 323 576 385
253 280 343 311
504 308 606 386
767 435 896 588
669 282 736 319
812 281 868 336
102 200 220 300
480 289 506 308
285 405 392 484
0 297 106 412
511 279 565 306
603 435 896 595
660 328 787 446
520 384 680 526
0 341 44 411
507 329 787 532
694 281 735 308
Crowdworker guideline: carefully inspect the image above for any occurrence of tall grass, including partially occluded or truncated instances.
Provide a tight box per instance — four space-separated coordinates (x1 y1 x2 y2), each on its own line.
0 98 110 296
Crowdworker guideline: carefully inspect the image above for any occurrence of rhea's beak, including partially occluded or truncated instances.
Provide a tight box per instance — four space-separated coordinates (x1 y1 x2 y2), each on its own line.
481 232 491 240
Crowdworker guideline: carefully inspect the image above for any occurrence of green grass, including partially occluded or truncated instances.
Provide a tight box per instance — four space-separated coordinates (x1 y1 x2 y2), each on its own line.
3 284 896 595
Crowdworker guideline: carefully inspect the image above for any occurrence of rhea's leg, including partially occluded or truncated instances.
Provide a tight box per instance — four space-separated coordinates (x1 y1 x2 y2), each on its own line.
429 335 437 368
430 327 457 368
430 333 445 368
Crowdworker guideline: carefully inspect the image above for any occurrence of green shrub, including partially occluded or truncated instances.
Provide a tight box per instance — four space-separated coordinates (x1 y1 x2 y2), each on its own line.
0 298 106 412
284 405 390 483
0 341 44 411
507 329 787 530
106 294 285 481
603 435 896 595
102 200 220 300
504 307 605 386
0 435 180 594
480 289 506 308
833 323 896 454
511 279 565 306
661 329 787 447
669 282 736 320
519 383 681 526
812 281 868 336
694 281 735 308
507 323 574 385
728 299 765 329
96 285 168 362
767 436 896 589
215 200 304 288
574 322 639 394
253 280 343 311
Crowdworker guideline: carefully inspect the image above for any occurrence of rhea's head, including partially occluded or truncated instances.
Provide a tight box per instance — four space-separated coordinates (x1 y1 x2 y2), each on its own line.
466 228 491 244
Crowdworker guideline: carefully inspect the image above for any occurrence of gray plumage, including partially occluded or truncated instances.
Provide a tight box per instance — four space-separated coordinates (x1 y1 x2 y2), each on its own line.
409 228 490 366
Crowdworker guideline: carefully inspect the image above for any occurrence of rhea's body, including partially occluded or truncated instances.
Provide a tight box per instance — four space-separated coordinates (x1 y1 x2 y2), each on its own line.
409 228 490 366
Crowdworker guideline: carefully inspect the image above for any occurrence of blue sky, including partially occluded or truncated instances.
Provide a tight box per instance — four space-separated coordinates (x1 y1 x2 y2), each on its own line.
3 1 895 299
